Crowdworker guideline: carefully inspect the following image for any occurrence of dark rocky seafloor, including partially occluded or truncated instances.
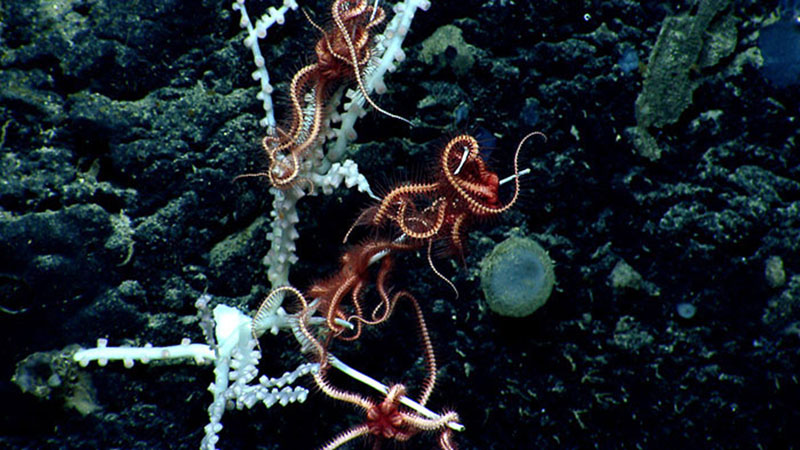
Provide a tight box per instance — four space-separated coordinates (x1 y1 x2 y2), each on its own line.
1 0 799 448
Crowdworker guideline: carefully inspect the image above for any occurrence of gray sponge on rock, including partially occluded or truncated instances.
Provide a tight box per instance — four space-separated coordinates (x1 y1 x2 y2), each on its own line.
480 236 555 318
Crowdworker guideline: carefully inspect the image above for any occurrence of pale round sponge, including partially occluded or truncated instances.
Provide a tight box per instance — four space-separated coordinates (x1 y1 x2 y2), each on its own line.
480 236 555 318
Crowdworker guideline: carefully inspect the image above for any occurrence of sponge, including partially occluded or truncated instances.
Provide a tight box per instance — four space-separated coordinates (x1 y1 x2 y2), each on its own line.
480 237 555 318
759 10 800 87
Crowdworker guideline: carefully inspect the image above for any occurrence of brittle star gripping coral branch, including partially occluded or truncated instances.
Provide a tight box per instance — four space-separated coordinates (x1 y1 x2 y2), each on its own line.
241 0 412 191
286 284 461 450
346 132 544 292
